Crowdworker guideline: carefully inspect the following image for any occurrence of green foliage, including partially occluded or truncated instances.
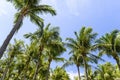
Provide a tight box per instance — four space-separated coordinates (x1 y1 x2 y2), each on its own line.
96 30 120 70
51 67 70 80
7 0 56 32
94 62 120 80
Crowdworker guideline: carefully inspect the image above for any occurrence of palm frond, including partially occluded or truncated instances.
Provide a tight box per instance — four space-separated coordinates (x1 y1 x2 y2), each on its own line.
29 12 43 27
62 61 74 69
29 5 56 16
53 57 65 62
7 0 24 10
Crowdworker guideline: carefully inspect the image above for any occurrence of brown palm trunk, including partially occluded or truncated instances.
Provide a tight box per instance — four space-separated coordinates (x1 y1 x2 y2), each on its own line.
0 15 24 59
77 65 81 80
46 58 52 80
32 52 42 80
1 66 9 80
33 45 43 80
32 58 40 80
83 58 89 80
114 56 120 70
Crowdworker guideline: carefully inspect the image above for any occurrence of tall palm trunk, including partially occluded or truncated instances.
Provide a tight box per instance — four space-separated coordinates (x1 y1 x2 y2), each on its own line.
33 52 42 80
1 55 14 80
32 58 40 80
83 58 89 80
114 56 120 70
33 46 43 80
46 58 52 80
0 15 24 59
1 66 9 80
77 65 81 80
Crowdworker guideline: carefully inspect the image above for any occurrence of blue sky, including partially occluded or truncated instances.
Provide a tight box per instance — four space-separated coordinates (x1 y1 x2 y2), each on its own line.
0 0 120 79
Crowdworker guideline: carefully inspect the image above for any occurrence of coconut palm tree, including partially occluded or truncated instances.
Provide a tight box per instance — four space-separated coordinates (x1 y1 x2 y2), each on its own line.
1 39 24 80
45 38 66 80
94 62 116 80
96 30 120 70
24 23 64 80
66 27 98 80
62 53 84 80
51 67 70 80
24 23 45 80
0 0 56 58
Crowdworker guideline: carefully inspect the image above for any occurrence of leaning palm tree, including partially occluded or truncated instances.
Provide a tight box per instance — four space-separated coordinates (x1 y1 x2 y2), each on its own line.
0 0 56 58
96 30 120 70
66 27 98 80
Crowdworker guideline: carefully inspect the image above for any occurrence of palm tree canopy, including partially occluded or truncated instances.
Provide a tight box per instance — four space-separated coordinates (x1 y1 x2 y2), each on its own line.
66 27 100 63
66 27 97 56
96 30 120 57
0 0 56 59
7 0 56 31
51 67 70 80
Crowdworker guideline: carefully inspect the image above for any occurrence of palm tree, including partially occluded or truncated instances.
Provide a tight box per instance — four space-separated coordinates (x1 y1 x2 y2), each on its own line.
66 27 98 80
94 62 116 80
51 67 70 80
1 39 24 80
87 66 96 80
0 0 56 58
24 23 64 80
45 37 66 80
63 54 84 80
24 23 44 80
96 30 120 70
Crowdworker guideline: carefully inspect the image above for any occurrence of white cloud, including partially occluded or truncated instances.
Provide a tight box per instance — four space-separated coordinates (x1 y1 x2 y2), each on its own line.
65 0 91 16
66 0 80 16
68 71 84 80
0 1 7 16
41 0 57 9
0 0 15 16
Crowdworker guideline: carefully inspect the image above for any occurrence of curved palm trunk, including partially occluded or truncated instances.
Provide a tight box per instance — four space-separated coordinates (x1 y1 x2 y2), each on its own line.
46 58 52 80
77 65 81 80
114 56 120 70
0 15 24 59
83 58 89 80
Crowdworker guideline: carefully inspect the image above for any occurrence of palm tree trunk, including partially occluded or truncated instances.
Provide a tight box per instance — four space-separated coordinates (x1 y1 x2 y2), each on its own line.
0 15 24 59
33 46 43 80
32 52 42 80
46 58 52 80
114 56 120 70
77 65 81 80
1 55 14 80
83 58 89 80
1 66 9 80
32 59 40 80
